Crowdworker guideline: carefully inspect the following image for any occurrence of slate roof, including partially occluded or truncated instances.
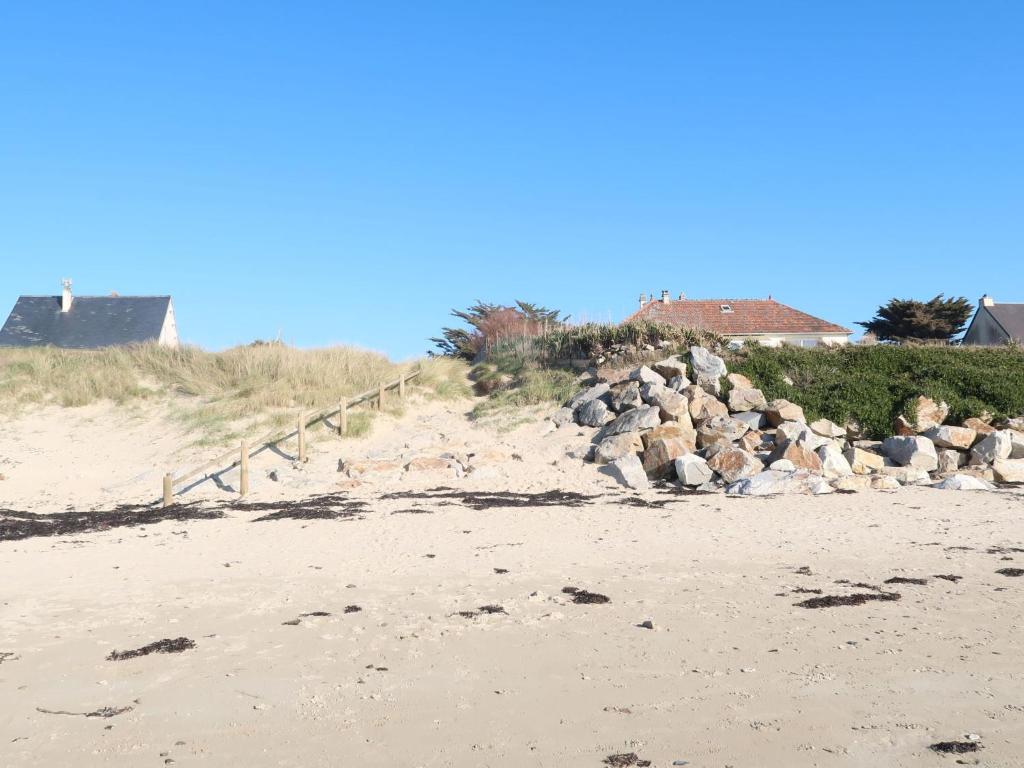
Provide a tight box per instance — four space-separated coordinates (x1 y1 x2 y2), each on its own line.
0 295 172 349
985 304 1024 341
626 298 851 336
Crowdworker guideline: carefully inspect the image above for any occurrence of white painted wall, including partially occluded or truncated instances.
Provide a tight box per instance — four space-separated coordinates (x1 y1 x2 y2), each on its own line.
158 301 180 347
726 333 850 348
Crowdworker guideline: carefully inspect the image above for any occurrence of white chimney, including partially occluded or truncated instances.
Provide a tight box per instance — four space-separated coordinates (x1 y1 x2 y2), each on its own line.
661 290 671 304
981 294 995 307
61 278 73 313
639 293 647 309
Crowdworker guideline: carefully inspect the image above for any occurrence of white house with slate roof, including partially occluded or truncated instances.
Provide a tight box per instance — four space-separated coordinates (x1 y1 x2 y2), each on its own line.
963 295 1024 346
0 279 179 349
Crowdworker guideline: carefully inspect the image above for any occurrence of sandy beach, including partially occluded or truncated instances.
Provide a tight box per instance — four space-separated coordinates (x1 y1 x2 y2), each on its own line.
2 398 1023 767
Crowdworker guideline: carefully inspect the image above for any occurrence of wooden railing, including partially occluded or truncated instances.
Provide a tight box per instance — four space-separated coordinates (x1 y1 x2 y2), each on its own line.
161 367 420 506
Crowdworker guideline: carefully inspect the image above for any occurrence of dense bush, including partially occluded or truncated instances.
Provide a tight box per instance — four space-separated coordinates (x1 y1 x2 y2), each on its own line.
729 344 1024 439
533 320 724 361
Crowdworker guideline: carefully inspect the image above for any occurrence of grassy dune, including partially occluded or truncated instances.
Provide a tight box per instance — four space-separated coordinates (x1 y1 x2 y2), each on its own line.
0 344 470 445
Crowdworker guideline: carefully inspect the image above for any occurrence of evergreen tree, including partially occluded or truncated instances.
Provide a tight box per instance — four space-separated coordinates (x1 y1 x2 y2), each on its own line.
857 295 972 342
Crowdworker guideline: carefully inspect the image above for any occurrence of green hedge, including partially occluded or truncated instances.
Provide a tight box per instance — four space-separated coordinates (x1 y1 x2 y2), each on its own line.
728 344 1024 439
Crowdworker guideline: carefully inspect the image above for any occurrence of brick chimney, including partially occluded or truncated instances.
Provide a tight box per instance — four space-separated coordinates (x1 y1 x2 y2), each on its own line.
660 290 671 304
639 293 647 309
980 294 995 307
61 278 73 313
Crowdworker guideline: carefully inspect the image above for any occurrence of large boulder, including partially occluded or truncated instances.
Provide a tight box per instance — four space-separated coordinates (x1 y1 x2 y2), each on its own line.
576 398 610 427
629 365 667 387
922 425 976 451
726 372 753 389
904 395 949 432
689 346 728 395
567 382 610 411
599 405 663 439
936 449 965 474
667 375 689 392
697 415 750 449
675 453 713 486
604 454 649 490
932 474 994 491
733 411 767 431
767 441 823 473
594 432 645 465
609 381 642 413
642 433 694 479
817 443 853 479
843 446 885 475
809 418 847 439
640 383 691 424
643 422 697 451
775 421 830 452
963 417 996 437
652 356 688 382
879 465 932 485
993 458 1024 483
685 385 730 422
726 470 833 496
739 430 766 453
727 386 767 413
764 399 806 427
1010 431 1024 459
881 435 939 471
707 448 764 483
971 431 1013 464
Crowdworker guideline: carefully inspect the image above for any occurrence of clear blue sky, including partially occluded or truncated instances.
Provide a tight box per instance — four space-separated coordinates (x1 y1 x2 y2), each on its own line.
2 2 1021 358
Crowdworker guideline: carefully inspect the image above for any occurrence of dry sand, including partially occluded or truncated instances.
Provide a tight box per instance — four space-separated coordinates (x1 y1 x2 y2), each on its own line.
2 396 1024 766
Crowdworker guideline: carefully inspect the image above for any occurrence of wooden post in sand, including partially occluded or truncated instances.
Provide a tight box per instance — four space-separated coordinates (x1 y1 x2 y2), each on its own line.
162 473 173 508
297 411 307 462
378 382 385 411
239 439 249 497
338 401 347 436
399 372 406 399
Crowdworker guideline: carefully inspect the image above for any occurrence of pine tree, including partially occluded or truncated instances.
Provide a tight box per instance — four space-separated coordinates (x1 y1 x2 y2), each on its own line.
857 295 972 342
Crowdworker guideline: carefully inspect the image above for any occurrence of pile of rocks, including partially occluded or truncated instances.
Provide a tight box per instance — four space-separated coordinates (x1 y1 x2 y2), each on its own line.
550 347 1024 495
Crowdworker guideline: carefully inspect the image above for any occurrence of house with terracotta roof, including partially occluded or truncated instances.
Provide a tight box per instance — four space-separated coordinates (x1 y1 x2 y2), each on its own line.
628 291 852 348
963 295 1024 345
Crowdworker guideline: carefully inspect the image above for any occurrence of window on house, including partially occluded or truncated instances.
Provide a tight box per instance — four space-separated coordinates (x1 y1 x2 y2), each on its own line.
720 304 733 313
799 339 819 348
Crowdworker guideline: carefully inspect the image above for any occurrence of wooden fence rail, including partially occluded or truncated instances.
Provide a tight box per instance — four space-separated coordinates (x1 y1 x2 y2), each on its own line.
161 367 420 506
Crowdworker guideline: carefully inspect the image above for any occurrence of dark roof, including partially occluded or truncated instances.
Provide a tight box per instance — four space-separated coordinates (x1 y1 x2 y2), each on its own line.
987 304 1024 340
0 295 172 349
626 298 851 335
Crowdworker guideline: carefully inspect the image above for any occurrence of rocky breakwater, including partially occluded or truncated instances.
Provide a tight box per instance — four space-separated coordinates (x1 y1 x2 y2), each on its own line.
549 347 1024 496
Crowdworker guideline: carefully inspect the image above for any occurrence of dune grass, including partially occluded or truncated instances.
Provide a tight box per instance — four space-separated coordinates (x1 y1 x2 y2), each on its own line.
0 343 471 446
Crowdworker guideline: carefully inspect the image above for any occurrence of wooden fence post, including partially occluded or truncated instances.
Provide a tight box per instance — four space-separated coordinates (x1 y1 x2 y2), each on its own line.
297 411 307 462
338 401 347 436
239 439 249 497
378 382 385 411
399 372 406 399
162 473 173 508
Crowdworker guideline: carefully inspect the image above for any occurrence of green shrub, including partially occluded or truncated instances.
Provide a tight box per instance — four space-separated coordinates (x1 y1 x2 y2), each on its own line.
729 344 1024 438
530 321 724 361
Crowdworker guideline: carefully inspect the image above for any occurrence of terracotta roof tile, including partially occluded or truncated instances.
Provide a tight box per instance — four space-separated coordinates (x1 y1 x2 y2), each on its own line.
626 298 851 336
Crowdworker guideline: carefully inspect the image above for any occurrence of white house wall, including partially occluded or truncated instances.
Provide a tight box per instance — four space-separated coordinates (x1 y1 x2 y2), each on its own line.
159 301 180 347
728 334 850 348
